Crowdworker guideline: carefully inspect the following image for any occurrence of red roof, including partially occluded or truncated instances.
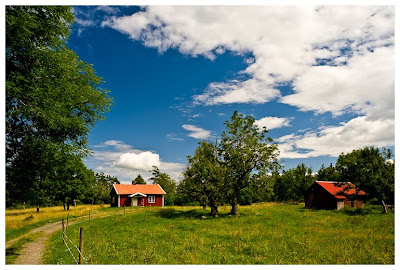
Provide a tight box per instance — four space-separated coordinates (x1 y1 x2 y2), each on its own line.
113 184 166 195
316 181 366 199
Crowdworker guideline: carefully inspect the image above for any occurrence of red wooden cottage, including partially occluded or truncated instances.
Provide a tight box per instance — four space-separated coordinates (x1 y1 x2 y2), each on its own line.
305 181 366 210
110 182 166 207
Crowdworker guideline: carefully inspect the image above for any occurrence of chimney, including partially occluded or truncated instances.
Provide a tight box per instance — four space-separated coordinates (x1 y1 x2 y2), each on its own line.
132 180 136 185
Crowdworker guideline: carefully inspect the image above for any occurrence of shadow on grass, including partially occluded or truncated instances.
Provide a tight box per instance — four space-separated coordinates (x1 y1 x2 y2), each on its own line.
155 208 236 219
6 237 32 264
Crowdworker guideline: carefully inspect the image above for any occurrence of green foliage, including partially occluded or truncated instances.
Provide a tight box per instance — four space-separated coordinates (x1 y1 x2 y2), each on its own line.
220 111 280 214
6 6 112 208
335 147 394 204
273 164 315 202
182 141 226 216
316 163 340 182
133 174 146 185
150 166 177 206
91 173 120 204
53 155 96 209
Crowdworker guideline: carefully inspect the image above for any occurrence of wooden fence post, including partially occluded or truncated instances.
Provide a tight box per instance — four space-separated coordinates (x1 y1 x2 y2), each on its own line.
89 210 91 222
66 214 69 230
79 227 84 264
62 218 65 244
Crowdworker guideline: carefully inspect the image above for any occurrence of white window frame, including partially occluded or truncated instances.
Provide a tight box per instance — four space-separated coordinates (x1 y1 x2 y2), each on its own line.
148 195 155 204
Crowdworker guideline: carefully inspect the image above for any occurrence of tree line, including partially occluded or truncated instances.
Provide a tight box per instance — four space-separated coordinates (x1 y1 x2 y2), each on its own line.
173 140 394 216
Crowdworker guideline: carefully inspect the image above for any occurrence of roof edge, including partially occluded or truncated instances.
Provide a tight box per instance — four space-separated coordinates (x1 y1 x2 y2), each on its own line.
157 184 167 195
112 184 119 195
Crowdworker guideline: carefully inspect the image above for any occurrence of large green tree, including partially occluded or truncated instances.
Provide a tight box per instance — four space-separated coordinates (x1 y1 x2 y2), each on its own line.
6 6 112 208
335 147 394 209
183 141 226 217
221 111 280 215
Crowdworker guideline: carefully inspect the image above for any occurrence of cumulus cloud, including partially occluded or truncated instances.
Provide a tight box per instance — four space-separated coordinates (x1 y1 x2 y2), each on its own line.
278 116 394 159
254 116 291 131
102 6 394 158
281 46 395 119
182 124 211 139
114 152 161 171
103 6 394 109
85 140 185 182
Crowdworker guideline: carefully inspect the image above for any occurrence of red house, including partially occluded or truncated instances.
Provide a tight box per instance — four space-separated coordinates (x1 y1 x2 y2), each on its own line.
110 182 166 207
305 181 366 210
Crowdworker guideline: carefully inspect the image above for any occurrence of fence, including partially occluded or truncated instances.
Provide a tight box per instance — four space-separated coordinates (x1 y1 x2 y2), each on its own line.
59 207 146 264
61 218 86 264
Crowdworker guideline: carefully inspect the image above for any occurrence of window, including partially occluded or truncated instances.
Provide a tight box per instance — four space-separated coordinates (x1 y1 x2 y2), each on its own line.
148 196 155 203
112 196 115 204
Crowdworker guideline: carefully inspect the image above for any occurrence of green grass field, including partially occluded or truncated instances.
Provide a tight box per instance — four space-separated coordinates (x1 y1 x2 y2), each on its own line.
43 203 394 264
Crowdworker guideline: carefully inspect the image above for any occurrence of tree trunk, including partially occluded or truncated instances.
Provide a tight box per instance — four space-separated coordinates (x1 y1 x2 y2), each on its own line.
202 201 207 210
230 188 239 215
67 203 70 211
210 199 219 217
36 206 40 212
63 203 66 211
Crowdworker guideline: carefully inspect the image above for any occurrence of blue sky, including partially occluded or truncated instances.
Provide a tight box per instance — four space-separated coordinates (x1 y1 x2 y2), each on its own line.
68 5 395 183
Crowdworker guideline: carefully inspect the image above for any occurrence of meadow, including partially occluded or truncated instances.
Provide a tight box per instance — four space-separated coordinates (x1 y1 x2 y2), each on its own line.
43 203 394 264
5 204 110 242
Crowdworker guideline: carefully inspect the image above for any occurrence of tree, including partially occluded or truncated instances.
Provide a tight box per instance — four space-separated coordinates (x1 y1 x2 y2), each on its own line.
149 166 177 206
335 147 394 211
272 164 315 202
220 111 280 215
91 173 120 204
6 6 112 208
183 141 226 217
251 171 278 203
53 155 96 210
316 163 340 182
133 174 146 184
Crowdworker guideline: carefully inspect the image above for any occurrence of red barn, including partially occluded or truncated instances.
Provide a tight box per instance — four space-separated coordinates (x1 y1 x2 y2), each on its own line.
110 183 166 207
305 181 366 210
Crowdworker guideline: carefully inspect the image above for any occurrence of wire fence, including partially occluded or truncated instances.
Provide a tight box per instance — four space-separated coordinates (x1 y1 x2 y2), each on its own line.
61 219 87 264
59 207 142 264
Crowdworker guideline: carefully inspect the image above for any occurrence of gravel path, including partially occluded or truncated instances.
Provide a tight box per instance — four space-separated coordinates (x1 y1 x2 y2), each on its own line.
9 221 63 265
7 211 125 265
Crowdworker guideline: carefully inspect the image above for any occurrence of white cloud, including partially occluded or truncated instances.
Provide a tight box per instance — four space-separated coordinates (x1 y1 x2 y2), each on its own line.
166 133 185 141
85 140 185 182
254 116 291 131
194 79 280 105
278 116 394 159
103 6 394 109
280 46 395 119
114 152 161 171
182 124 211 139
102 140 132 151
102 6 394 159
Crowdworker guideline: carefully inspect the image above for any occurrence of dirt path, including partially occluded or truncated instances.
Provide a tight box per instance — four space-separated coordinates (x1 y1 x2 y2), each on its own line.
7 211 126 265
9 220 64 265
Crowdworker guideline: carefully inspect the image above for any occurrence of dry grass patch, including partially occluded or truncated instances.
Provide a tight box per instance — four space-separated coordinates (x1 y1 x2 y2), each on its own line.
6 205 110 230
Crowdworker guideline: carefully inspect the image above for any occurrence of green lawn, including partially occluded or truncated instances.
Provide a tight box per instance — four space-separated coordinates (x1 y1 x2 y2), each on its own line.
44 203 394 264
